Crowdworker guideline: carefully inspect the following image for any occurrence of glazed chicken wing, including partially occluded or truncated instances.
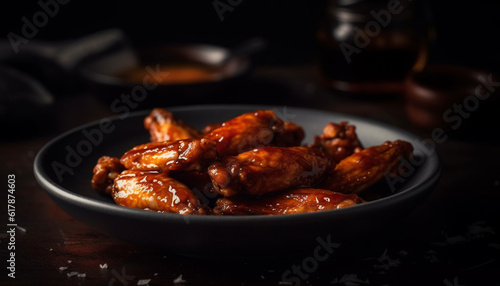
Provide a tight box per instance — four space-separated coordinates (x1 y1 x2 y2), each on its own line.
91 107 418 217
208 146 334 197
112 170 204 214
201 123 223 134
272 121 305 147
144 108 201 142
91 156 125 195
203 110 285 156
213 188 364 215
120 138 217 172
310 122 363 162
319 140 413 194
170 171 219 205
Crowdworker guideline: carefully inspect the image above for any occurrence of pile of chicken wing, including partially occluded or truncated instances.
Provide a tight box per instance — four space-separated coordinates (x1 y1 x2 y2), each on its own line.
91 108 414 215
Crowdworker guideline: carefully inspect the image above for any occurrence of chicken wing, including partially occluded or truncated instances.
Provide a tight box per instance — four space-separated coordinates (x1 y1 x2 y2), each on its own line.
120 138 217 172
91 156 125 195
272 121 305 147
201 123 222 134
310 122 363 162
319 140 413 194
112 170 204 214
213 188 364 215
203 110 284 156
208 146 334 197
170 171 219 207
144 108 201 142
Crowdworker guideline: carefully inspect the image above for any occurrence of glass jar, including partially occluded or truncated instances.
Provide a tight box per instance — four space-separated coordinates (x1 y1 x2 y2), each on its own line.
317 0 431 96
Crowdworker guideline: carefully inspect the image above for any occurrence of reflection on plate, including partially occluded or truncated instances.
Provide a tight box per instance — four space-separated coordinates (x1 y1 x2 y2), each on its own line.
34 105 441 257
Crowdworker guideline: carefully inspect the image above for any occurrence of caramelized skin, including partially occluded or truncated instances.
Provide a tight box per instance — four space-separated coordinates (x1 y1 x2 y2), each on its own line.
320 140 413 194
203 110 285 156
120 138 217 172
170 171 219 204
112 170 204 214
203 121 304 148
272 121 305 147
213 188 364 215
144 108 201 142
91 156 125 195
201 123 222 134
170 171 214 193
310 122 363 162
92 108 417 216
208 146 334 197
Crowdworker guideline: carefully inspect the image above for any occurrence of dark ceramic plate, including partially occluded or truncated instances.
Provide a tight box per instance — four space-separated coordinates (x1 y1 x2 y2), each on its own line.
34 105 441 258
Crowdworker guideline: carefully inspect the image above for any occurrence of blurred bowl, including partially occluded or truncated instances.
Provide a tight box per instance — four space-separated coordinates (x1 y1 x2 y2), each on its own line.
404 65 499 136
0 29 259 107
79 43 253 108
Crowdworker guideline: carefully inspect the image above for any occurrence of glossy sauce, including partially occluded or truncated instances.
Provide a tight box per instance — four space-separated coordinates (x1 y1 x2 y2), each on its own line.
213 188 364 215
144 108 201 142
112 170 204 214
204 110 284 156
208 146 334 197
120 138 217 172
320 140 413 194
117 64 220 85
91 156 125 194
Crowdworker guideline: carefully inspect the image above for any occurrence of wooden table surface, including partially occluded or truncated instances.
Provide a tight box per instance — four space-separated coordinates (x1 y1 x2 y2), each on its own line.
1 65 499 286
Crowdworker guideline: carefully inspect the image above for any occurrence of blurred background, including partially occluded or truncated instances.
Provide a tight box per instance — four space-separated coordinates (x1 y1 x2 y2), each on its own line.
1 0 500 137
2 2 500 285
2 0 499 68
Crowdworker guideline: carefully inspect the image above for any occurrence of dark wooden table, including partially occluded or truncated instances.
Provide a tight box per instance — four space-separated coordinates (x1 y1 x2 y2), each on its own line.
2 65 500 286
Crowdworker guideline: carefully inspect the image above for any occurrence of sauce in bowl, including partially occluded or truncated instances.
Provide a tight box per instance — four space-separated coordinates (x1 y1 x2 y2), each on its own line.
117 63 222 85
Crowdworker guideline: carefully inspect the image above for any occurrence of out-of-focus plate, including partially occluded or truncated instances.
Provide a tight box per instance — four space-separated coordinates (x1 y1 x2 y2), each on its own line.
34 105 441 257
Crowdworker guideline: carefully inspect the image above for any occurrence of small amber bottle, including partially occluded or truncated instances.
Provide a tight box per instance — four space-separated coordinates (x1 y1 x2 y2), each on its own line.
317 0 430 96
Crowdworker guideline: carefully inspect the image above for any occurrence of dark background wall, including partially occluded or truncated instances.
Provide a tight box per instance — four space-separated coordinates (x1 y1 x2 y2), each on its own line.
1 0 499 72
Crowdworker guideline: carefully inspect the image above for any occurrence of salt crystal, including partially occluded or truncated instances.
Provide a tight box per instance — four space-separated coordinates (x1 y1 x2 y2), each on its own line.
59 266 68 271
16 225 27 233
77 273 86 278
137 279 151 285
67 271 78 277
99 263 108 269
173 274 187 284
67 260 72 264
